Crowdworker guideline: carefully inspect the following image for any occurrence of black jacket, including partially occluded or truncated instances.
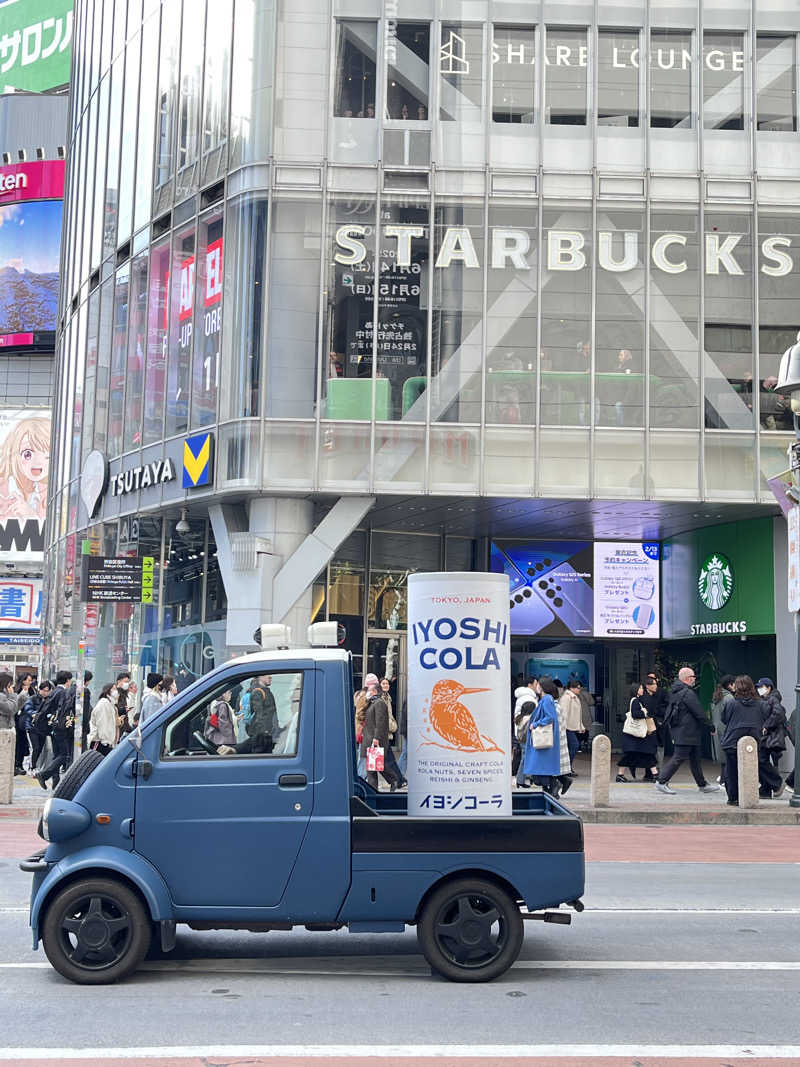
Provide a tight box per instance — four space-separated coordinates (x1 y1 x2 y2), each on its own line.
361 693 390 757
624 695 658 755
762 690 790 752
248 683 278 740
666 681 713 746
721 697 767 751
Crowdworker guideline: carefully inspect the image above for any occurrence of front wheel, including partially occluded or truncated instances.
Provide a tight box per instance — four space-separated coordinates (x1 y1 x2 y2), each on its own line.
41 878 151 984
417 877 523 982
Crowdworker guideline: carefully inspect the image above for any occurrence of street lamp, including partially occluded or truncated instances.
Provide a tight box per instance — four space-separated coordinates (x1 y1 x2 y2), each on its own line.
775 331 800 807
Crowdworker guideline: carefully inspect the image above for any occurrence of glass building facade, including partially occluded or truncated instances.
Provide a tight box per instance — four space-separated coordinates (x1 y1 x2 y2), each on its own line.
47 0 800 692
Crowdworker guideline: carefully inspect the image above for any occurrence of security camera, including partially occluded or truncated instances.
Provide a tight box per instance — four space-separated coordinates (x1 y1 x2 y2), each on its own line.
175 507 190 536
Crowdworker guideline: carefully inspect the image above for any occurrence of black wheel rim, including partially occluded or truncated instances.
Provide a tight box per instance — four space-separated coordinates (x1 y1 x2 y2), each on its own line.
433 892 508 969
56 894 134 971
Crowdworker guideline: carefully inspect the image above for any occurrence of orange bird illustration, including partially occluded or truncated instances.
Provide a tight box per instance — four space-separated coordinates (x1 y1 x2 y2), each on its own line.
425 679 503 755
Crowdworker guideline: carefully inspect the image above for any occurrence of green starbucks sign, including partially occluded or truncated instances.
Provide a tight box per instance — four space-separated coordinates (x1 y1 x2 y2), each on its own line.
662 518 774 639
698 553 734 611
0 0 72 94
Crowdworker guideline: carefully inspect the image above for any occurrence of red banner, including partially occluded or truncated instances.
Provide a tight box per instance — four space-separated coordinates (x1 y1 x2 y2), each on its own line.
0 159 65 204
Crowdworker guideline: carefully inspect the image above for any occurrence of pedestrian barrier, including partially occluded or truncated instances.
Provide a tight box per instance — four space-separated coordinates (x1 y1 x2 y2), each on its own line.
737 736 759 809
0 728 14 805
590 733 611 807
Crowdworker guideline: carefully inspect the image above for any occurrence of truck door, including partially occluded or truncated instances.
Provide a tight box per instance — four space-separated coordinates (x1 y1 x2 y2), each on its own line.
132 667 313 911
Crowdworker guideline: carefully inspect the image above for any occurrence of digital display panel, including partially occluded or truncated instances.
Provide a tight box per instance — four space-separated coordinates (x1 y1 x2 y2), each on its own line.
593 541 661 638
490 541 594 637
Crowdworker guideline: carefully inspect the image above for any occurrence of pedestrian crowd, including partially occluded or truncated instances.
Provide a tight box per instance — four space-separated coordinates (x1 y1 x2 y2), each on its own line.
353 673 407 791
4 668 179 792
512 674 593 798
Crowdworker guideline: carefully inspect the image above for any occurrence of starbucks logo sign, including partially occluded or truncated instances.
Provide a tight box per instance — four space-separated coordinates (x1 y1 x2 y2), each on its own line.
698 553 734 611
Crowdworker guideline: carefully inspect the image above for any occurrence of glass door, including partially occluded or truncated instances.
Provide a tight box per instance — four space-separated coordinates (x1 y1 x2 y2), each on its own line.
365 631 407 748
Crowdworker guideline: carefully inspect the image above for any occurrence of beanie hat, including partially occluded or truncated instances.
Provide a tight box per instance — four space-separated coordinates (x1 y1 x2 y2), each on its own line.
363 673 379 689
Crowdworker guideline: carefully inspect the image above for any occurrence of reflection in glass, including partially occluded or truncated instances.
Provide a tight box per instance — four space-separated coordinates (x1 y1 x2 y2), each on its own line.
432 201 483 423
191 212 224 428
134 12 158 229
91 77 110 268
492 27 535 124
650 30 692 129
541 208 591 426
325 197 377 419
598 30 639 127
107 265 130 456
82 290 100 463
595 210 645 427
165 224 195 438
758 214 800 432
369 531 439 630
155 0 181 201
116 30 141 242
143 239 170 444
439 24 483 122
649 211 699 428
334 20 377 118
201 0 233 183
382 198 430 421
103 60 122 259
485 203 538 425
176 0 205 198
124 251 148 449
386 23 430 121
704 212 753 430
93 278 114 452
704 34 744 131
220 198 267 419
757 36 797 132
545 27 587 125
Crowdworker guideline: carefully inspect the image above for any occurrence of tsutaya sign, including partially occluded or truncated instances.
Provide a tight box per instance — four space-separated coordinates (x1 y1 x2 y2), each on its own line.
335 226 797 277
407 572 512 818
109 458 175 497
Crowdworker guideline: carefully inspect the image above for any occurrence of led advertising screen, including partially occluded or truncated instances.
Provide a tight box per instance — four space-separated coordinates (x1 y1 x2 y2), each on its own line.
593 541 661 638
0 160 65 348
490 541 594 638
492 539 661 639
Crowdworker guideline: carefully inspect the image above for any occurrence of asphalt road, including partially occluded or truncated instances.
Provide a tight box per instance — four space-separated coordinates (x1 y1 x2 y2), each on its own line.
1 822 799 1063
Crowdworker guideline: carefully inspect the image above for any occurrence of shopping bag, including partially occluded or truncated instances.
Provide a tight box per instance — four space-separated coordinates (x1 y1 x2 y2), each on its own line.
531 723 554 749
366 740 385 772
36 736 53 773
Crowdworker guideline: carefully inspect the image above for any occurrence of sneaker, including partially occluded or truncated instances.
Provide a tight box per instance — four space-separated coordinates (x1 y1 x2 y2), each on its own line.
773 782 785 799
615 774 630 783
700 783 722 793
726 799 738 806
655 781 677 795
35 772 47 791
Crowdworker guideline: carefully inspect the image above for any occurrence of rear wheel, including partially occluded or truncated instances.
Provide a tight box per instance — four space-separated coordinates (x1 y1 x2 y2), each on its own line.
417 876 523 982
41 877 151 984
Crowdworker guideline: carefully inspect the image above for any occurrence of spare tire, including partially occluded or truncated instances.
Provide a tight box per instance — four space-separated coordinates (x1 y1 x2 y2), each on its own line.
52 750 105 801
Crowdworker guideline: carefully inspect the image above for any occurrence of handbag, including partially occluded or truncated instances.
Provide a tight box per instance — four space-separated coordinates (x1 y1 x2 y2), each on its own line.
623 712 648 739
366 739 385 772
531 722 554 749
645 716 657 735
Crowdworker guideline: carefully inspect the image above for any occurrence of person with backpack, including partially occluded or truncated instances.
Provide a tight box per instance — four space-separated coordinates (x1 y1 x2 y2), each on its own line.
655 666 721 795
35 670 74 791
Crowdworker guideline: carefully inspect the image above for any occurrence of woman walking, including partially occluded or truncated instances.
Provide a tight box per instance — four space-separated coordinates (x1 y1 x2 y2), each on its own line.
617 682 658 782
711 675 735 780
522 676 571 798
721 675 769 806
87 683 120 756
380 677 407 790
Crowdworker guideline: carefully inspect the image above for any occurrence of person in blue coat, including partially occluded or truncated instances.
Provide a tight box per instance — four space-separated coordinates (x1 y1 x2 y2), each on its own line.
523 677 570 796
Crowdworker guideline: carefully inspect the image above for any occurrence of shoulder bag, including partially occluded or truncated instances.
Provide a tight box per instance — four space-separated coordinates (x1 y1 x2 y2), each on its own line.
623 699 648 739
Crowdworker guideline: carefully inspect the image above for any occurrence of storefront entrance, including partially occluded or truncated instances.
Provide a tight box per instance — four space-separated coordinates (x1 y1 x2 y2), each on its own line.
364 632 407 722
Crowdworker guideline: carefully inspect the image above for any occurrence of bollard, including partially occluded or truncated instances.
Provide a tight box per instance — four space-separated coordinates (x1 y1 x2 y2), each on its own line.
591 733 611 807
0 728 14 805
737 736 760 809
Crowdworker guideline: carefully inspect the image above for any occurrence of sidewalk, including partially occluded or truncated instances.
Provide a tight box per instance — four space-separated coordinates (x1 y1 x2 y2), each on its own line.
0 773 47 819
545 752 800 824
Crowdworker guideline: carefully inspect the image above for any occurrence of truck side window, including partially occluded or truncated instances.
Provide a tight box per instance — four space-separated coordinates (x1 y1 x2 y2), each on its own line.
161 671 304 759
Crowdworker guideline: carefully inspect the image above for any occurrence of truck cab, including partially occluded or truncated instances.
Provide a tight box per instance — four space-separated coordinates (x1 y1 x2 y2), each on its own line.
24 643 584 984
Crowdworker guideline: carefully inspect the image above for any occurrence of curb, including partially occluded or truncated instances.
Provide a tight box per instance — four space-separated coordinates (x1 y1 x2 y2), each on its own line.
574 806 800 825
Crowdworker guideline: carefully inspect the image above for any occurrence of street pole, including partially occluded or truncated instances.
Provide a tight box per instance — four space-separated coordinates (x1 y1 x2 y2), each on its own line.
792 416 800 809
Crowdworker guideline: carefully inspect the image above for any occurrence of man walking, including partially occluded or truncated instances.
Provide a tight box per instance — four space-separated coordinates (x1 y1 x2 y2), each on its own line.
36 671 74 791
655 666 721 795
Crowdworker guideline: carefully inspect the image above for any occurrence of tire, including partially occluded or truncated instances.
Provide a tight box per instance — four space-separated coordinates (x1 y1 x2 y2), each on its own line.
52 750 105 801
41 877 151 984
417 876 523 982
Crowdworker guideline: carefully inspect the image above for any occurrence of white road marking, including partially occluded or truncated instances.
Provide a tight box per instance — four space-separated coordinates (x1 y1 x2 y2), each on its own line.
2 1045 800 1059
2 958 800 975
584 907 800 915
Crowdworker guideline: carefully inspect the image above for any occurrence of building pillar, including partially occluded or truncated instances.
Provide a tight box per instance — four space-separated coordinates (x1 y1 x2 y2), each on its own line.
210 494 374 651
773 517 795 773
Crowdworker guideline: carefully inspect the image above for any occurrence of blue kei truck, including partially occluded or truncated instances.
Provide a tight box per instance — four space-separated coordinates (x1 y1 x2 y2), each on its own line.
22 630 585 985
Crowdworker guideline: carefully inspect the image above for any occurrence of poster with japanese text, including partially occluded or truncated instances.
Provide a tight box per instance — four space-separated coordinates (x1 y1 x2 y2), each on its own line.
593 542 660 638
0 578 42 631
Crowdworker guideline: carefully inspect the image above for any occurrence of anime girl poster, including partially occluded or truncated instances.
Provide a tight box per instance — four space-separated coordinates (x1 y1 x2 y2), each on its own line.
0 410 50 524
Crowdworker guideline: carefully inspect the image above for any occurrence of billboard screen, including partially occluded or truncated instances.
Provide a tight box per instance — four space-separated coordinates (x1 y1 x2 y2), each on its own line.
490 540 594 637
0 160 64 347
0 0 73 94
0 408 50 560
593 541 661 638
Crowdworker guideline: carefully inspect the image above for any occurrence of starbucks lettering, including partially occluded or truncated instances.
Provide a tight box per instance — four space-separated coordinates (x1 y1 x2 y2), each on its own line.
334 226 797 278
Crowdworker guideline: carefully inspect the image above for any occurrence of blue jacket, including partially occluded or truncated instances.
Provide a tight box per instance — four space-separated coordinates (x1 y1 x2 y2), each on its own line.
523 694 562 777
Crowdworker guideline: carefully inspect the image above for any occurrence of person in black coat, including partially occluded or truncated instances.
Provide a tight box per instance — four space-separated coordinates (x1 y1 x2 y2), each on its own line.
35 671 74 791
721 675 772 805
360 673 399 791
616 683 658 782
656 666 721 795
645 673 672 757
757 678 790 771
